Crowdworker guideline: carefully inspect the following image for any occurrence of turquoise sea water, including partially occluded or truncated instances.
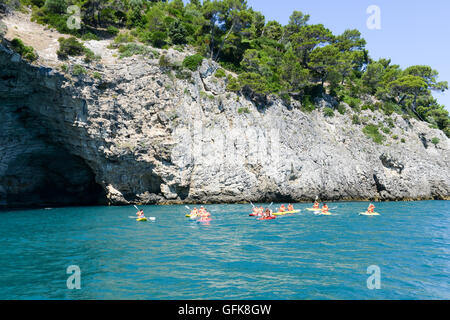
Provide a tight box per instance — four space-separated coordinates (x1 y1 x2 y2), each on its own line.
0 201 449 300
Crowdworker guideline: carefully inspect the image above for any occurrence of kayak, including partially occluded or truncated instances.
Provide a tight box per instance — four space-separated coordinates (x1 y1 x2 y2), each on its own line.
198 218 212 223
258 216 276 221
249 213 263 217
273 210 300 216
306 208 321 212
188 213 210 218
137 218 148 222
359 212 380 216
316 212 333 216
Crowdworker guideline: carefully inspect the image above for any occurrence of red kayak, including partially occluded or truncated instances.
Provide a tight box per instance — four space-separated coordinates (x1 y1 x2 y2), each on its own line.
258 216 276 221
249 213 262 217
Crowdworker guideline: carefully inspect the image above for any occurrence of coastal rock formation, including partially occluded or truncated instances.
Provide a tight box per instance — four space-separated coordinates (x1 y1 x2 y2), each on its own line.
1 17 449 208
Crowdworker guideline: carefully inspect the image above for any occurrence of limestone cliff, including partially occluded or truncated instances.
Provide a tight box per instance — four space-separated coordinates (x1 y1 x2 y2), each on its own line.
1 14 449 208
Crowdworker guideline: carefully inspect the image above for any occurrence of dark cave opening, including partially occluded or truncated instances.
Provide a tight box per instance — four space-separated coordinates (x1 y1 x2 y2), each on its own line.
2 151 105 209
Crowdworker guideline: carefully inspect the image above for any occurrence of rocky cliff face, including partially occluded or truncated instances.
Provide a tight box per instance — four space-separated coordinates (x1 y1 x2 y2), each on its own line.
1 29 449 208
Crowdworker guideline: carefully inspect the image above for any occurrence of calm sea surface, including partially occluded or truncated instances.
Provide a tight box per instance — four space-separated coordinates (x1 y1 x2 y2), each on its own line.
0 201 449 300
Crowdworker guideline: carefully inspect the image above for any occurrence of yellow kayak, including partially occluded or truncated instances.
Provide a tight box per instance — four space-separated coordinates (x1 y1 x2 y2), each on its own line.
137 218 148 222
306 208 321 211
359 212 380 216
273 210 301 216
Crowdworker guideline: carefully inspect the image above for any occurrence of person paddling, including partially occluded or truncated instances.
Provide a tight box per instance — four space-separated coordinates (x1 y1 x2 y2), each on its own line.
367 203 375 214
287 204 294 211
279 204 286 213
264 208 273 217
136 209 145 219
321 203 329 214
199 206 210 217
190 207 199 217
313 200 320 209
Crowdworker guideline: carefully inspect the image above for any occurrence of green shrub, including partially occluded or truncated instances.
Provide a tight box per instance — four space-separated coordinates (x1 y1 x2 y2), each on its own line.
83 48 101 63
361 104 375 112
92 71 102 80
337 103 346 115
360 116 370 125
118 43 156 59
113 32 135 45
81 32 99 41
214 68 226 78
352 114 361 125
238 107 250 114
301 95 315 112
323 107 335 117
401 138 406 143
280 93 291 105
238 72 270 95
392 135 399 140
382 127 391 134
72 64 86 76
431 137 440 145
343 96 361 111
107 26 119 36
60 64 68 72
174 45 185 52
182 54 204 71
382 102 396 116
44 0 67 14
175 69 192 80
150 31 167 48
226 76 240 92
385 117 395 128
10 38 38 61
159 54 171 68
363 124 385 144
57 37 85 59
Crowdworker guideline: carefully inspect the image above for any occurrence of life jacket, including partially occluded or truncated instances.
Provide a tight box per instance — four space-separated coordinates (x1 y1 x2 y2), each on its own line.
313 202 319 209
322 205 329 212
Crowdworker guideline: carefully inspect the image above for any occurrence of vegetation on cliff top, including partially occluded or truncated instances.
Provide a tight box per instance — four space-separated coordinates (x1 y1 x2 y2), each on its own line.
10 37 38 61
8 0 450 137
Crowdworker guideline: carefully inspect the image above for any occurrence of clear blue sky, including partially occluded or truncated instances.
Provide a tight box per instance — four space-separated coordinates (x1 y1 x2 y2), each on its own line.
245 0 450 110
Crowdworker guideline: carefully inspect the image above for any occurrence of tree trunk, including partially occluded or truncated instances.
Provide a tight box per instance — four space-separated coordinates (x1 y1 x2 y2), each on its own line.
411 94 425 121
214 20 236 61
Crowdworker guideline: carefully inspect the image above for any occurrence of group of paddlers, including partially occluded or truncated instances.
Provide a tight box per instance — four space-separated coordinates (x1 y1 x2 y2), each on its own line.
189 206 211 220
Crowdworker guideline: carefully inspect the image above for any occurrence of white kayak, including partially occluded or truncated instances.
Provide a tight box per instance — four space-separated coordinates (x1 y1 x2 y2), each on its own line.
359 212 380 216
